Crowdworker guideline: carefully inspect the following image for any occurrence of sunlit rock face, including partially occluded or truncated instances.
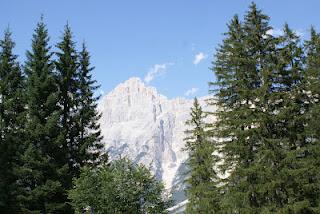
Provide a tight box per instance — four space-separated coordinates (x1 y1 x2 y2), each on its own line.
98 77 214 209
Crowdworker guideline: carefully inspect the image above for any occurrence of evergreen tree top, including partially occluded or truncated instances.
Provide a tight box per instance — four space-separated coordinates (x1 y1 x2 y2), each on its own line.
0 29 16 60
245 2 270 23
227 15 241 33
0 29 20 81
244 2 272 44
306 27 320 55
186 97 205 128
55 23 78 85
57 24 75 48
79 42 95 75
25 17 53 77
30 18 50 54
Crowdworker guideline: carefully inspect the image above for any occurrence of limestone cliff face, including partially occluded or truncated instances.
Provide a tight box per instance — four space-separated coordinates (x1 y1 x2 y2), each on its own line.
98 77 214 210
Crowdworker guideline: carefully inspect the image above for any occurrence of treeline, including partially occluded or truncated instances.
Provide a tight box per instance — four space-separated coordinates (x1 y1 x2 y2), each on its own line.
0 18 170 214
185 3 320 213
0 18 106 213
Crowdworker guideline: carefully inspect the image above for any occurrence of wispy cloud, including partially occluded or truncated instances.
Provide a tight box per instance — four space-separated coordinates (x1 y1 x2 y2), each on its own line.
193 52 206 65
266 28 284 36
266 28 305 37
184 87 199 96
144 63 174 83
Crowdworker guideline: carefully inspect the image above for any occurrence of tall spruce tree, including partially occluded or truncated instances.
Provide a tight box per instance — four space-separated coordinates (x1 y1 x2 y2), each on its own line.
55 25 105 212
184 98 219 213
210 13 260 212
210 3 285 212
240 4 293 211
17 19 66 213
75 43 104 168
296 27 320 212
254 24 306 212
211 3 320 213
0 29 25 213
55 24 80 212
272 24 310 212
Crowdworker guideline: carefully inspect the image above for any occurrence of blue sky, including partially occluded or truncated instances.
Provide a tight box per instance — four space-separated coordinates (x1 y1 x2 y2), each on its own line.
1 0 320 98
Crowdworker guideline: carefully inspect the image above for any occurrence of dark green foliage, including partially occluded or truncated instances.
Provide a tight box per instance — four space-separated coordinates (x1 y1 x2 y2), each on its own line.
16 19 66 213
69 158 171 214
296 28 320 212
0 29 26 213
184 98 220 213
53 24 105 212
266 24 312 213
210 9 268 212
55 24 80 182
75 43 104 168
210 2 320 213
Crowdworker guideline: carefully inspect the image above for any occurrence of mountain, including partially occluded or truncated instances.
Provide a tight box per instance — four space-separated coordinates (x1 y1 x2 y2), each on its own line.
98 77 213 211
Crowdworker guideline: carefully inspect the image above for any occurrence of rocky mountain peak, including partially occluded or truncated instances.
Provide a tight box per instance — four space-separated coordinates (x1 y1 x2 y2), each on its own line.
114 77 145 93
98 78 213 210
107 77 162 102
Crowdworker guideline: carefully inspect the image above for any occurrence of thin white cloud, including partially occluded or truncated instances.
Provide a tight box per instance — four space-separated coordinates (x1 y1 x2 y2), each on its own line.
184 87 199 96
266 28 305 37
193 52 206 65
266 28 283 36
144 63 174 83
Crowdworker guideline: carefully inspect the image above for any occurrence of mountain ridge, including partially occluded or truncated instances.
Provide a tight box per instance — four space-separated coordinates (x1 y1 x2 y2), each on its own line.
98 77 213 210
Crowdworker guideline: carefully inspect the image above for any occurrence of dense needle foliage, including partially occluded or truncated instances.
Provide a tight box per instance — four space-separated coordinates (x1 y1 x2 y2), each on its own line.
184 98 220 213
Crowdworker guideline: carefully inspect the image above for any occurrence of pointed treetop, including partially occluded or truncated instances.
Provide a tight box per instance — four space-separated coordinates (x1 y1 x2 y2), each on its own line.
247 1 265 19
282 23 300 41
227 14 241 30
79 41 95 74
80 41 90 62
193 97 200 109
244 2 271 33
310 26 319 42
64 22 72 36
226 14 243 37
1 28 15 52
31 16 50 50
58 22 74 46
249 1 257 12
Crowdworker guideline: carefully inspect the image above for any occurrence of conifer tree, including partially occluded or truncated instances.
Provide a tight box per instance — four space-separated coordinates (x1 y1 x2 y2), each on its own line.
251 24 306 212
17 19 65 213
211 3 320 212
55 24 80 212
210 3 279 212
184 98 219 213
75 43 104 168
55 25 105 212
293 27 320 212
55 24 79 169
0 29 25 213
210 13 259 212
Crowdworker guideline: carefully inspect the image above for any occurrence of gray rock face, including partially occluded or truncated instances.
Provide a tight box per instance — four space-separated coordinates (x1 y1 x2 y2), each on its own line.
98 77 213 209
